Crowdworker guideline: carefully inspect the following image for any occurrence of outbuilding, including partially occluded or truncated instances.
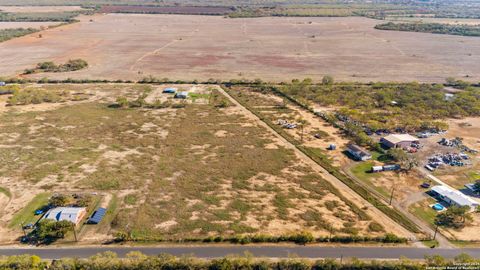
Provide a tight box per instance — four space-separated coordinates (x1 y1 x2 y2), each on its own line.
0 82 6 87
380 134 419 149
174 91 189 99
43 207 87 225
346 144 372 161
430 185 479 211
163 87 177 94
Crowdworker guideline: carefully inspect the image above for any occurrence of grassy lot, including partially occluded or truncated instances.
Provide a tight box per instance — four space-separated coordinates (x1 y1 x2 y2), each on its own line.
0 84 386 241
8 192 51 229
408 198 437 227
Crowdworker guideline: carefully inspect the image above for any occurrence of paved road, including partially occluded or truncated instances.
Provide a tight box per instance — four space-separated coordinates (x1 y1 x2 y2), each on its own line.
0 245 480 259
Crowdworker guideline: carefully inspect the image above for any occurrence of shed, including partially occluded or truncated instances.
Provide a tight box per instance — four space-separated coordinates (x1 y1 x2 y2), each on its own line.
0 82 6 87
372 166 383 172
328 144 336 150
430 185 479 211
174 91 189 99
87 207 107 224
43 207 87 225
380 134 419 149
346 144 372 161
163 87 177 94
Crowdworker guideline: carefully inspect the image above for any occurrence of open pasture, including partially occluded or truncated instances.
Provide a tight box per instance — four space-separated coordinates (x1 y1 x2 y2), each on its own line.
0 14 479 82
0 83 406 243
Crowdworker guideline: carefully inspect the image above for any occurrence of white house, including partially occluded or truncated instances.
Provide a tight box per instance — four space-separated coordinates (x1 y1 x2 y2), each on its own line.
43 207 87 225
431 185 479 211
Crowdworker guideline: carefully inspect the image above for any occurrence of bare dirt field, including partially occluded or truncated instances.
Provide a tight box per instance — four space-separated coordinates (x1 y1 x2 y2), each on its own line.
0 14 479 82
0 21 59 29
0 5 84 13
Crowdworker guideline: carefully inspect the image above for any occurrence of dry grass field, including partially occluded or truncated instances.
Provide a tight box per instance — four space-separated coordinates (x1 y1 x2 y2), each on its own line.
0 22 59 30
0 6 85 13
0 83 410 244
0 14 479 82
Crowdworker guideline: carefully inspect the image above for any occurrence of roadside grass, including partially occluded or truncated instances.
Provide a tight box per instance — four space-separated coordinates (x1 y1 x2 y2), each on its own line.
8 192 51 229
451 240 480 248
0 186 11 198
421 239 439 248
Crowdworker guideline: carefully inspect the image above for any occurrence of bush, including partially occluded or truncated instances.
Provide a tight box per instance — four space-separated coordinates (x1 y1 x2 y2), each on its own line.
368 222 384 232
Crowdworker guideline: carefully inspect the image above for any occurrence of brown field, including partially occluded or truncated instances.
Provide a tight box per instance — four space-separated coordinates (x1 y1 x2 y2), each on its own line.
0 21 59 29
0 14 479 82
0 5 85 13
0 83 411 244
98 5 233 15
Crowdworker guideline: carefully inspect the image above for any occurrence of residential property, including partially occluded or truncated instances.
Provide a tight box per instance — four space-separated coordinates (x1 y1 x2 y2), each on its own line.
43 207 87 225
430 185 479 211
380 134 419 149
346 144 372 161
174 91 189 99
163 87 177 94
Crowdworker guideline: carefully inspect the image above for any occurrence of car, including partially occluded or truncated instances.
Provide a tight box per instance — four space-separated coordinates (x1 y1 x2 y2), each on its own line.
421 182 431 188
34 209 44 215
22 223 34 230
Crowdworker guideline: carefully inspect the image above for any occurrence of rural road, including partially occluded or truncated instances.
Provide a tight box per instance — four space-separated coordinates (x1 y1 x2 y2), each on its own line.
0 245 479 260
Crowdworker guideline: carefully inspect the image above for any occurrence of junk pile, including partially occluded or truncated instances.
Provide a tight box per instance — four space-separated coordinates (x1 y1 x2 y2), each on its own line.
276 119 297 129
438 137 478 154
425 152 470 171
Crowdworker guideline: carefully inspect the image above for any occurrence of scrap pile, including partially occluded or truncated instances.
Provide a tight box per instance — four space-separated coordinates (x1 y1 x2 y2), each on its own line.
425 152 470 171
438 137 478 154
276 119 297 129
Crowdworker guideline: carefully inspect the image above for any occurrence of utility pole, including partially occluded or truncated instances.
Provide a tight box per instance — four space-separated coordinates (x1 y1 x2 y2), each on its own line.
389 186 395 205
433 224 439 240
21 222 27 238
72 223 78 242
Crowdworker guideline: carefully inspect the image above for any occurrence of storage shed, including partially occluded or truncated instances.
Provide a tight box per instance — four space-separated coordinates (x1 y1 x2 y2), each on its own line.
87 207 107 224
174 91 189 99
163 87 177 94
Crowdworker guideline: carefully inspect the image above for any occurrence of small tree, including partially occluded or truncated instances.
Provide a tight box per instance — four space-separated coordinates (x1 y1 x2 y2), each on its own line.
48 194 69 207
35 219 73 241
322 75 334 85
435 205 471 229
116 96 129 108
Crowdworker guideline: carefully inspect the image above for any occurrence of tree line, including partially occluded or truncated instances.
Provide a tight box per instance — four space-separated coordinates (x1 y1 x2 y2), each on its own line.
375 22 480 37
0 252 478 270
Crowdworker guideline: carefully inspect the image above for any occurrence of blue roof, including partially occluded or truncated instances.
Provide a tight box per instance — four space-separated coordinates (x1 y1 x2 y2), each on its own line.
88 207 106 224
163 87 177 93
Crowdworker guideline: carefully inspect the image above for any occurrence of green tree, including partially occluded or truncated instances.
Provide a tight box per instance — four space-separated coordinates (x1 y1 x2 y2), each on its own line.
35 219 73 241
435 206 471 229
48 194 69 207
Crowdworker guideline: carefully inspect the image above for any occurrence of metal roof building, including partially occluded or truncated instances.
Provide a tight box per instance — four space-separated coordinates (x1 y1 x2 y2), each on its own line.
43 207 87 225
381 134 419 148
88 207 107 224
431 185 479 211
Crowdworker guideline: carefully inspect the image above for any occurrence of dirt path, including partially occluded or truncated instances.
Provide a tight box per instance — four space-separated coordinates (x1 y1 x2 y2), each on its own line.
218 87 416 240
